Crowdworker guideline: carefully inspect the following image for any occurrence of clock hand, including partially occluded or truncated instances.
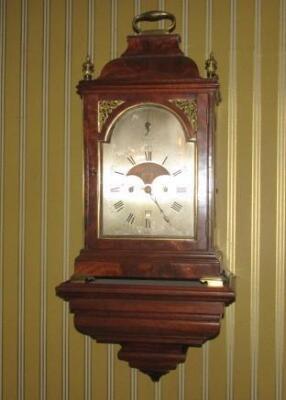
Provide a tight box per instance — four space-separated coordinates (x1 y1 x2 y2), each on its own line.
148 193 170 224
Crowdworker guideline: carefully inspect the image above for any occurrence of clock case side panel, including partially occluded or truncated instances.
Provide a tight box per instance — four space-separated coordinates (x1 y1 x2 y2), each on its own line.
82 94 99 247
207 92 217 251
75 84 221 280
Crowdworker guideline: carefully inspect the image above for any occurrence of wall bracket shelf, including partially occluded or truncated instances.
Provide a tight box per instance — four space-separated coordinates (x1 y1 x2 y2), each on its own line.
56 277 235 381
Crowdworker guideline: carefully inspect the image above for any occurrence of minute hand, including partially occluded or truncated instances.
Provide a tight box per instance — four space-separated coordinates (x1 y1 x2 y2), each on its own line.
149 194 170 224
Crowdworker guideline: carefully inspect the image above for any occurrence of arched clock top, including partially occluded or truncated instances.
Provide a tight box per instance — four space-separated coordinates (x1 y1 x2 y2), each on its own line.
100 101 197 142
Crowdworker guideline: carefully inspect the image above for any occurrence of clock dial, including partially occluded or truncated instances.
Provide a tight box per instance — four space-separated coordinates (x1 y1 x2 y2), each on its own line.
100 104 196 238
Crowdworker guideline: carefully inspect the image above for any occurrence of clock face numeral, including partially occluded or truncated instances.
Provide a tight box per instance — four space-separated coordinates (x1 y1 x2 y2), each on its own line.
162 155 168 165
126 213 135 224
173 169 182 176
113 200 124 212
110 186 120 192
145 219 151 228
145 150 152 161
144 121 151 136
127 155 136 165
145 210 152 228
171 201 183 212
177 186 187 193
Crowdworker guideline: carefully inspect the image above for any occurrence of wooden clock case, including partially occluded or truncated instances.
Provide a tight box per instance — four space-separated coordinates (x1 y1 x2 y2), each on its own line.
56 13 235 381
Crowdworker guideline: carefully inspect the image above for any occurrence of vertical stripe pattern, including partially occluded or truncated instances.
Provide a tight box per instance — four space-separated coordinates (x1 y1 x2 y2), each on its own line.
84 338 92 400
203 2 213 398
18 0 28 399
158 0 165 29
84 2 95 399
226 0 237 278
154 381 161 400
88 0 95 59
40 2 49 400
107 344 114 400
275 1 286 399
130 368 137 400
108 3 117 400
250 1 261 399
202 343 209 400
205 0 212 55
0 1 5 399
134 0 140 15
226 1 237 399
62 1 72 399
178 364 185 400
111 0 117 59
0 2 285 400
182 0 189 55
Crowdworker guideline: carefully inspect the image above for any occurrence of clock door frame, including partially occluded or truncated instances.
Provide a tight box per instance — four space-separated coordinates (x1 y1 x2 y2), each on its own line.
79 83 217 257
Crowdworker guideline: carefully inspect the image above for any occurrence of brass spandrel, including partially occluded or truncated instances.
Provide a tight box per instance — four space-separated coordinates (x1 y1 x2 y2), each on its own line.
170 99 198 134
98 100 125 132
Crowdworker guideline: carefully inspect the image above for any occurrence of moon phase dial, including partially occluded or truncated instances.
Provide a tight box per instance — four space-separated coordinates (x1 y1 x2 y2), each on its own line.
127 162 170 185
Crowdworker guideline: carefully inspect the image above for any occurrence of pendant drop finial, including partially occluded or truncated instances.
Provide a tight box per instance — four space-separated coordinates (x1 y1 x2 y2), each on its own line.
82 55 94 80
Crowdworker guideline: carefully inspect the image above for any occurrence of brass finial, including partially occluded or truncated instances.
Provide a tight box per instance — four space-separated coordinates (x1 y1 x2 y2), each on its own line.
205 52 219 80
82 55 94 80
205 52 221 104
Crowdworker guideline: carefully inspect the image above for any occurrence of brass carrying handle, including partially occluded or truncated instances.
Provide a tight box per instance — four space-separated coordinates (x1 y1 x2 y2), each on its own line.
132 10 176 34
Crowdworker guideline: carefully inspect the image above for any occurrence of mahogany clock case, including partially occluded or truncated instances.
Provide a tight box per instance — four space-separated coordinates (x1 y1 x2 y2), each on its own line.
74 33 221 281
56 12 235 381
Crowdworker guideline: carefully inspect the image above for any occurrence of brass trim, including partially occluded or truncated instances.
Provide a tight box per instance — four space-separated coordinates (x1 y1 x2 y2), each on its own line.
170 99 198 134
98 100 124 132
205 51 218 80
205 52 221 104
200 277 224 287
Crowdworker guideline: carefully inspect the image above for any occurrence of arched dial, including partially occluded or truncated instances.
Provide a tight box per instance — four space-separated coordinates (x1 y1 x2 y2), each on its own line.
100 104 196 238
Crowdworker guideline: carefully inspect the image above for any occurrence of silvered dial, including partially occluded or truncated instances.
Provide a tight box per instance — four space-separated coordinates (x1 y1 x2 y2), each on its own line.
100 104 196 238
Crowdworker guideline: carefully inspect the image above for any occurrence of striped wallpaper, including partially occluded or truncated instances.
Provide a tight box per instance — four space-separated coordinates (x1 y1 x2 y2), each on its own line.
0 0 285 399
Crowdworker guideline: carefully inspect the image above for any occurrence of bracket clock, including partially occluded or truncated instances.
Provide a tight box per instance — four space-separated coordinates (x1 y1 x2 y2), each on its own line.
56 11 235 381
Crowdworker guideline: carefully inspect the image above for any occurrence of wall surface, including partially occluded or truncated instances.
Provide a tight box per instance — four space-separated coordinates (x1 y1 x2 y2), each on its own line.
0 0 285 399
